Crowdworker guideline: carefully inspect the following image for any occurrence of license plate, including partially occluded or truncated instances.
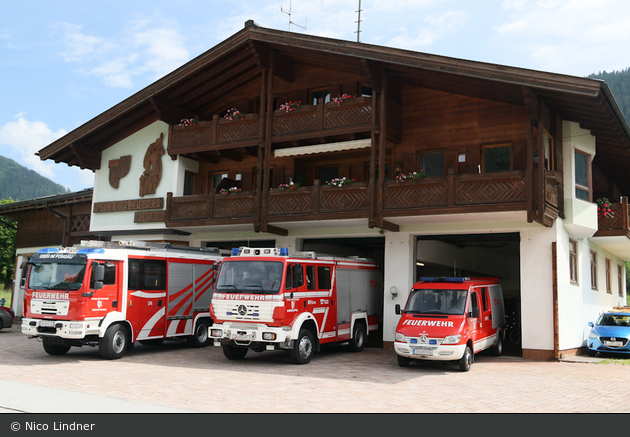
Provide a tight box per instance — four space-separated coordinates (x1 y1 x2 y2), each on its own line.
413 348 432 356
604 341 623 347
39 320 55 328
234 334 250 341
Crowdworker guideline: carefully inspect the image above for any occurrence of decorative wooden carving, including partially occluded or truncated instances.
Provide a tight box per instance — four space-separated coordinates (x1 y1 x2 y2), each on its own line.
93 197 163 213
108 155 131 188
139 133 165 197
384 182 448 209
134 211 166 223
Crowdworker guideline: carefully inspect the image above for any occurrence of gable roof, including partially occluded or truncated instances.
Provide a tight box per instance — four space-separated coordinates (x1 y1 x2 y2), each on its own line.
37 21 630 191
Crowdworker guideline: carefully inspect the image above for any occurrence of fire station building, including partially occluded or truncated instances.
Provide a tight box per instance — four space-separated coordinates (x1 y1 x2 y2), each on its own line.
5 21 630 360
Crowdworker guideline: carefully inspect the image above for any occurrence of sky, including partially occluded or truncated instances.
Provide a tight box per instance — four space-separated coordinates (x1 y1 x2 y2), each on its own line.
2 0 630 194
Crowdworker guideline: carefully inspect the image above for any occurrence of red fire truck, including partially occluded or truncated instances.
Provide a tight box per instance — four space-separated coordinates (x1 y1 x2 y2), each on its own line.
209 247 383 364
21 240 222 359
393 277 505 371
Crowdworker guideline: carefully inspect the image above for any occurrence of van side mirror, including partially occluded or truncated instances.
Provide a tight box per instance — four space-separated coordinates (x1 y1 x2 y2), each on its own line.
395 304 402 315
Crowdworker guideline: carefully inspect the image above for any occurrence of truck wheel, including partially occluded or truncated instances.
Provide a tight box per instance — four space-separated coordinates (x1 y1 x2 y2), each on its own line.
222 343 248 360
397 354 410 367
458 344 473 372
187 319 210 348
42 338 70 356
348 322 366 352
491 332 503 356
290 329 314 364
99 324 128 360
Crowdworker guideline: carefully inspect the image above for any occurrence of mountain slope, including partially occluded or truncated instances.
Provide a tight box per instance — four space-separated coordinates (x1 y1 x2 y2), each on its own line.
0 155 70 201
588 68 630 124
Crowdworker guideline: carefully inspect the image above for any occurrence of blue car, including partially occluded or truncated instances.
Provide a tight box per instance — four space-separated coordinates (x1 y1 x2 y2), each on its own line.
587 311 630 357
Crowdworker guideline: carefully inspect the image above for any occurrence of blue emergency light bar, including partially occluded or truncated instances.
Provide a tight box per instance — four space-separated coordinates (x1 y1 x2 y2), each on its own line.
280 247 289 256
231 248 240 256
77 248 105 254
420 277 469 283
37 248 59 253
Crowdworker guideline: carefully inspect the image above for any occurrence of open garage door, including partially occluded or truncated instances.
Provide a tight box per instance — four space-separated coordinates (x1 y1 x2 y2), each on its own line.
416 233 522 357
302 237 385 348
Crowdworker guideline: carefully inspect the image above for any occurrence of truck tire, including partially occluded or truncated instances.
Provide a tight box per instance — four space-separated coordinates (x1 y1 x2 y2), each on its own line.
42 338 70 356
348 322 366 352
99 324 128 360
222 343 248 360
491 331 503 356
187 319 210 348
397 354 410 367
458 344 473 372
290 329 314 364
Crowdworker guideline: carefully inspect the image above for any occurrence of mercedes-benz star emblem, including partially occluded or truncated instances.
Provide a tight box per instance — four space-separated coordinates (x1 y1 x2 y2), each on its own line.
237 305 247 316
420 335 428 343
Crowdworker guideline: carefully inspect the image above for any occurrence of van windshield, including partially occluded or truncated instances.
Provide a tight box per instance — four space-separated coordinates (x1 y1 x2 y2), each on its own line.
29 262 86 291
405 289 468 315
216 261 283 294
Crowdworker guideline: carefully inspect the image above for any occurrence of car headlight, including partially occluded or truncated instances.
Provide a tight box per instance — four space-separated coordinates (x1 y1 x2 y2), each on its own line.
589 332 598 339
395 332 405 342
442 335 461 344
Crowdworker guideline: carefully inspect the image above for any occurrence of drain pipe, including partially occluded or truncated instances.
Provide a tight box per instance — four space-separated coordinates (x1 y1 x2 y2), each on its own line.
45 202 68 247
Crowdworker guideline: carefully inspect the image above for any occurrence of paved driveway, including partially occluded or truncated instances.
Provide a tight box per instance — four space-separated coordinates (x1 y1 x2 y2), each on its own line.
1 323 629 414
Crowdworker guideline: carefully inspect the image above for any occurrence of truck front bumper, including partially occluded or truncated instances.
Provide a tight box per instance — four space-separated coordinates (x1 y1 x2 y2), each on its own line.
394 341 467 361
209 323 294 349
21 318 100 340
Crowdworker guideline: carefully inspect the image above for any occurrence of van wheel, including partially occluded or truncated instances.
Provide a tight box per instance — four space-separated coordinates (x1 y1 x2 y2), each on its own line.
187 319 210 348
43 338 70 356
458 345 473 372
491 332 503 356
397 355 410 367
222 343 248 360
99 324 128 360
290 329 314 364
348 322 366 352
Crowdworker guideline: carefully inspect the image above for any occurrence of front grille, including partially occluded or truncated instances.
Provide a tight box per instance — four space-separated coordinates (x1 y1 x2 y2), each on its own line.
600 337 629 347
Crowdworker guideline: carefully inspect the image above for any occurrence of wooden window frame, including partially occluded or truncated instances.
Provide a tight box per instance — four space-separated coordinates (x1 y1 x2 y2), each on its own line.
543 130 555 171
183 170 196 196
481 142 512 173
569 239 578 284
605 258 612 294
590 250 598 290
618 264 624 298
417 150 446 177
308 87 331 105
574 150 592 202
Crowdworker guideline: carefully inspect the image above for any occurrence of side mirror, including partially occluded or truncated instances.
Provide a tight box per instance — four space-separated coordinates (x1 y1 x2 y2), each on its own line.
588 322 594 327
395 304 402 315
92 263 105 282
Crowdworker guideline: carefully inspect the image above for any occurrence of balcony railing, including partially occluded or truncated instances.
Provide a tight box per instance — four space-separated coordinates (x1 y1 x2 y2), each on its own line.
168 97 373 155
166 171 529 227
596 197 630 236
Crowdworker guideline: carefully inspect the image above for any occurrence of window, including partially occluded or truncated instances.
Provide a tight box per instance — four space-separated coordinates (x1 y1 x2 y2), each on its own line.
211 172 228 190
605 259 611 294
482 143 511 173
128 260 166 291
360 85 373 97
619 265 624 298
569 239 578 284
480 287 489 311
418 151 445 177
184 171 196 196
317 266 331 289
543 130 555 171
309 88 330 105
575 151 590 201
365 162 389 182
318 166 339 184
90 262 116 289
306 265 316 290
590 251 598 290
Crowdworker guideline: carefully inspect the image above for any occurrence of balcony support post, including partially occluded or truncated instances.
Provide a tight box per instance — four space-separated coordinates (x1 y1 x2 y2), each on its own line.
254 67 268 232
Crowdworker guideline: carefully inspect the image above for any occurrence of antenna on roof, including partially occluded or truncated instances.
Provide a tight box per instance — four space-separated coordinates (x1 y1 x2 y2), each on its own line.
281 0 307 32
355 0 363 42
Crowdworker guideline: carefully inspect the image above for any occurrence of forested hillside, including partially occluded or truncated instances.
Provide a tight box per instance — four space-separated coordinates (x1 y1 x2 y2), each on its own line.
0 154 70 201
589 68 630 124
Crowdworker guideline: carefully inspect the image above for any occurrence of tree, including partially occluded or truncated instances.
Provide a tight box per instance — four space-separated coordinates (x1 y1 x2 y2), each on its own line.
0 199 17 290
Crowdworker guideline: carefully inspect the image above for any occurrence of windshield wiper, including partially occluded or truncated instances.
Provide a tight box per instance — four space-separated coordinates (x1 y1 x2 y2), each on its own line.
217 284 238 292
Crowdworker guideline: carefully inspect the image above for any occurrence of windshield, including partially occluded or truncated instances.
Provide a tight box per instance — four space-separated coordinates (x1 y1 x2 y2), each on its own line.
216 261 284 294
28 262 86 291
597 314 630 327
405 288 468 315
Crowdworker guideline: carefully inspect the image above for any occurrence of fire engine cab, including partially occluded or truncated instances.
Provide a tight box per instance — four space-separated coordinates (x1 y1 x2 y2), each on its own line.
394 277 505 371
209 247 383 364
21 240 222 359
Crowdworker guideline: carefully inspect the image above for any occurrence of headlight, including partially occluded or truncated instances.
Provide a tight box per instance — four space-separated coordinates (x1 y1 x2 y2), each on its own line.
263 332 276 340
395 332 405 342
442 335 462 344
589 332 598 339
211 329 223 337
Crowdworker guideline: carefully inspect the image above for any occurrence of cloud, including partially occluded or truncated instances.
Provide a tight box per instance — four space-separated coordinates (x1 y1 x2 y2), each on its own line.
53 22 110 62
134 28 189 80
386 10 468 50
0 115 67 179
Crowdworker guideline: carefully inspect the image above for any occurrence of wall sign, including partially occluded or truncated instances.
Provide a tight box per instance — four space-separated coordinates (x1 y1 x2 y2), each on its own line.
108 155 131 188
93 197 164 213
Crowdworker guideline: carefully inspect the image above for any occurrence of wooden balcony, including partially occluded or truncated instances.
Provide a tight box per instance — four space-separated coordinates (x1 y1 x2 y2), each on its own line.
165 172 530 229
595 197 630 237
168 97 375 155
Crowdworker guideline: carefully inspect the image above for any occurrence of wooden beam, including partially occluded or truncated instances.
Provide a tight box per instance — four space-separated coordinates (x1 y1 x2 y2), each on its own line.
248 41 295 83
378 220 399 233
261 224 288 236
149 98 193 125
361 59 382 92
522 87 539 125
69 143 101 170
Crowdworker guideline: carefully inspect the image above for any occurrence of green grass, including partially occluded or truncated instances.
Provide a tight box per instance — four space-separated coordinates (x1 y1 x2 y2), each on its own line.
598 357 630 365
0 287 12 308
